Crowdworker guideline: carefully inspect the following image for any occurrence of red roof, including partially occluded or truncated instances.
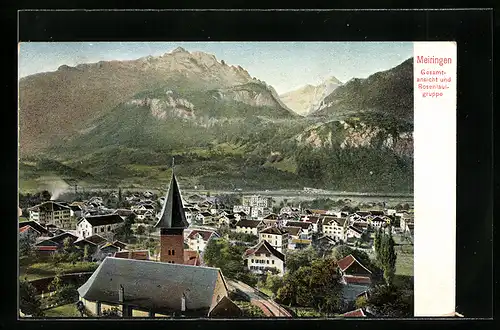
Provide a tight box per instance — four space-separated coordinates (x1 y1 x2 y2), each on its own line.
19 225 33 234
187 229 217 241
36 246 58 251
343 275 372 285
342 308 366 317
114 250 150 260
184 249 201 265
337 254 355 271
337 254 372 274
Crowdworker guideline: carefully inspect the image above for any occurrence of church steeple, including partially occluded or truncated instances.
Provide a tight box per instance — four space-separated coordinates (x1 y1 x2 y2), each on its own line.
156 158 188 264
154 158 189 229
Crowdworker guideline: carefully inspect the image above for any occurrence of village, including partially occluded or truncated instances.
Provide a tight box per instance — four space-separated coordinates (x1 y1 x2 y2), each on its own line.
18 170 414 319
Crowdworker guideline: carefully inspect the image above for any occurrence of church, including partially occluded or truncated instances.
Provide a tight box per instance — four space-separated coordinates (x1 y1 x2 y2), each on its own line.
77 166 242 318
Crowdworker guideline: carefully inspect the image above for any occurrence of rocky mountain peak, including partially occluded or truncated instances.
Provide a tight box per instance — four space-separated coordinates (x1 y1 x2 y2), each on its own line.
171 46 188 54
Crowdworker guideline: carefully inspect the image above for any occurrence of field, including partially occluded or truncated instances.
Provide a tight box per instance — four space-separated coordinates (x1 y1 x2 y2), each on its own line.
19 258 98 281
43 303 81 317
395 244 414 277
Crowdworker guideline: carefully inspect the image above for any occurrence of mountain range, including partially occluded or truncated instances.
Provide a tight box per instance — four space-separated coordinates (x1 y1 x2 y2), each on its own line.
280 76 342 116
18 47 414 193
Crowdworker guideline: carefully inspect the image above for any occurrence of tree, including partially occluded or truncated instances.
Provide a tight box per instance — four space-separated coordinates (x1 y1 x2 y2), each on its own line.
264 274 284 297
118 187 123 208
40 190 52 202
365 284 413 317
48 273 63 293
56 285 79 305
375 230 397 286
115 213 135 242
285 247 318 274
83 245 90 262
19 280 44 317
203 238 254 283
276 258 343 315
19 232 37 258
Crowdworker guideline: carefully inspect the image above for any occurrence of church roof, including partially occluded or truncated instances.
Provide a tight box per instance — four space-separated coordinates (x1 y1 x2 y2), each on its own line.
77 257 225 312
154 172 189 229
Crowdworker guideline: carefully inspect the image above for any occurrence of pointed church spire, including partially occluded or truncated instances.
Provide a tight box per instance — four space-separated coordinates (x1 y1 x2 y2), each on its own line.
154 160 188 229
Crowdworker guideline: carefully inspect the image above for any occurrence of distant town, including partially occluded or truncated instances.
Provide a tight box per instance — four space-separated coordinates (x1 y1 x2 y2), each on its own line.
19 170 414 319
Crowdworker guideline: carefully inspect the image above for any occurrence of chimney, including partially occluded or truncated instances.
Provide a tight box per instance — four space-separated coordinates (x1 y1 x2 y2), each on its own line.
118 285 124 303
181 293 186 312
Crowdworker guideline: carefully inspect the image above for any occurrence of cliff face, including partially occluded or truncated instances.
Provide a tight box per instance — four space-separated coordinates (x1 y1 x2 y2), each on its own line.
296 120 413 158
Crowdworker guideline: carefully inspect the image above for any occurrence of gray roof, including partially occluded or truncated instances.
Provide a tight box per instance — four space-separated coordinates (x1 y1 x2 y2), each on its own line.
78 257 225 312
154 173 189 229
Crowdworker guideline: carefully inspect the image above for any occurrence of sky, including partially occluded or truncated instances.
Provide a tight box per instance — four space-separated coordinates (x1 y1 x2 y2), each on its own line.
18 42 413 94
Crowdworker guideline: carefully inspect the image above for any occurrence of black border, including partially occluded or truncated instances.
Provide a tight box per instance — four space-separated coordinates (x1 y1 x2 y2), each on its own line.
4 7 496 330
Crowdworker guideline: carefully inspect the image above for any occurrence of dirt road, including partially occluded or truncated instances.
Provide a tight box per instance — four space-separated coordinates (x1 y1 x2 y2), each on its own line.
227 279 292 318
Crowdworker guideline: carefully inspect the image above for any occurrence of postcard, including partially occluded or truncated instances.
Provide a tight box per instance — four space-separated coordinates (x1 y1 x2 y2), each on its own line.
17 41 456 319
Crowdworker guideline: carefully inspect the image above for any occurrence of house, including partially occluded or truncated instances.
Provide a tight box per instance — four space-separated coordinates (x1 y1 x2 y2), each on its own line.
233 211 248 221
251 206 272 220
258 226 288 253
346 226 363 239
183 208 193 224
281 226 302 241
19 225 42 238
385 209 397 216
313 235 337 248
405 222 414 236
369 216 388 229
28 201 72 228
112 241 127 250
113 209 136 220
183 250 202 266
354 211 371 219
282 226 311 250
83 234 108 247
234 220 262 236
283 221 313 239
77 257 238 318
143 191 154 198
185 230 219 252
242 195 272 208
69 205 83 218
299 216 322 233
217 214 235 226
132 204 156 221
76 214 124 240
341 308 373 317
18 220 51 237
207 296 243 318
305 209 328 216
261 219 279 228
369 210 385 217
195 212 214 225
34 239 60 255
263 213 279 220
73 239 99 254
114 250 151 261
95 242 121 261
233 205 251 215
49 231 80 246
337 254 373 302
279 206 301 217
243 240 285 276
289 238 312 250
399 214 414 232
321 217 348 242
